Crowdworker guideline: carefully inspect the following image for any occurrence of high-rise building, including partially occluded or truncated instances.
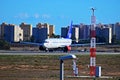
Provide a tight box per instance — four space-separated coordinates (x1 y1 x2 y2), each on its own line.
72 27 79 43
109 24 115 36
20 23 32 41
36 23 55 38
32 28 48 43
36 23 49 28
0 23 8 39
103 27 112 43
4 24 23 42
79 24 90 40
61 27 68 38
115 22 120 40
0 25 2 39
96 25 112 43
49 25 55 37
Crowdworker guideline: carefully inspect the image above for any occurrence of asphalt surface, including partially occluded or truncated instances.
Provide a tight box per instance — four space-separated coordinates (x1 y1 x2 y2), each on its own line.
0 50 120 55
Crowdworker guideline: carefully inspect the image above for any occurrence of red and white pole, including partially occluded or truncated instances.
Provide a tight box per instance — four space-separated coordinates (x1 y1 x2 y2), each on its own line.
90 8 96 76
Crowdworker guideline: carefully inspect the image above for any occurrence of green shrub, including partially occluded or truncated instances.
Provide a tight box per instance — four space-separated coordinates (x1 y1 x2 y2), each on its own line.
0 40 10 50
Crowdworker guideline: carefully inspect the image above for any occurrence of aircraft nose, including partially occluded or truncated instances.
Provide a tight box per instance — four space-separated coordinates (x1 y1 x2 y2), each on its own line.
43 43 47 47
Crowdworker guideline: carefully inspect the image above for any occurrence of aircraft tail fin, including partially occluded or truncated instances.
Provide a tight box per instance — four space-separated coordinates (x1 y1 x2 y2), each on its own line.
66 21 73 39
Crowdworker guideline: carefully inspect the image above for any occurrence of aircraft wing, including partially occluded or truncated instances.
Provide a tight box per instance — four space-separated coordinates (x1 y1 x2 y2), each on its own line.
20 42 43 46
71 43 90 47
71 43 105 47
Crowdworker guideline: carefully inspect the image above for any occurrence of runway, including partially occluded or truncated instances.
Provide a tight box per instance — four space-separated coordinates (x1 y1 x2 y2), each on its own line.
0 50 120 55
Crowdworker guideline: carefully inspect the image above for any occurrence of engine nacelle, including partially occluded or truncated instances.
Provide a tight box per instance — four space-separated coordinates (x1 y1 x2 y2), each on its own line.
67 46 71 51
64 46 71 52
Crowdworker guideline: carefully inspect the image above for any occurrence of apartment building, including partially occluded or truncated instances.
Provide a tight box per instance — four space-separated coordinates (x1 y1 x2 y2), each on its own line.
96 25 112 43
36 23 55 38
20 23 32 41
4 24 23 42
0 23 8 39
32 27 48 43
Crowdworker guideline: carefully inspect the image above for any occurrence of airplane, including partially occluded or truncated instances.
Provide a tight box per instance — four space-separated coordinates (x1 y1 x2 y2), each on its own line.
39 21 73 52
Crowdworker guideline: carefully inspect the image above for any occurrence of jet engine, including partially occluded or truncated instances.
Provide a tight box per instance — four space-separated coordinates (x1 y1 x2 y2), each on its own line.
64 46 71 52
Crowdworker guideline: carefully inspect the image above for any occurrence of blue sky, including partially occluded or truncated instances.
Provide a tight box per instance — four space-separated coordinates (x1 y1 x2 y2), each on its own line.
0 0 120 34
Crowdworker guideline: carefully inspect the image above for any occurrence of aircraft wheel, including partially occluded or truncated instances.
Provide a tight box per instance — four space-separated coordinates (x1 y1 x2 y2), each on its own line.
45 48 49 52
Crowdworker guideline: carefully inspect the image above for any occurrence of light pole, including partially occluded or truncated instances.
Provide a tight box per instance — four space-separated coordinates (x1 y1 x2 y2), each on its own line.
59 54 77 80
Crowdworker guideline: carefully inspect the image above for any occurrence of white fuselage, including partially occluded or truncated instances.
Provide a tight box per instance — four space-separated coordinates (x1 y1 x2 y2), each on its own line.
43 38 72 49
